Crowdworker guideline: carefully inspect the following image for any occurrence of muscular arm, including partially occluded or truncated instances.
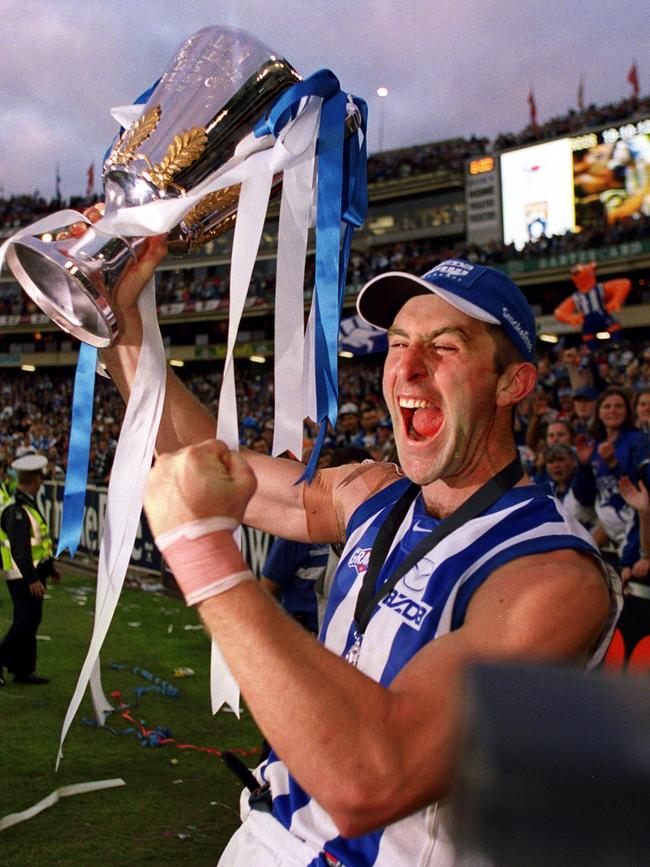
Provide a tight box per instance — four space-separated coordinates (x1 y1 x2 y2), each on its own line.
196 548 610 837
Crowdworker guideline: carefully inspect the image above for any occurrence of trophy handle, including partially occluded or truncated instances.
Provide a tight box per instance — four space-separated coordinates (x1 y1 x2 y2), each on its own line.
5 230 147 348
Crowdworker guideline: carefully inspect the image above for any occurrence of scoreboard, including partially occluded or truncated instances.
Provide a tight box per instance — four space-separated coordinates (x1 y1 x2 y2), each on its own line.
466 115 650 250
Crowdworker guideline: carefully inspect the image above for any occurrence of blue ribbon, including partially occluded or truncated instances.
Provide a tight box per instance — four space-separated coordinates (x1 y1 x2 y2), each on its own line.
63 80 162 558
254 69 341 138
254 69 368 481
56 342 97 557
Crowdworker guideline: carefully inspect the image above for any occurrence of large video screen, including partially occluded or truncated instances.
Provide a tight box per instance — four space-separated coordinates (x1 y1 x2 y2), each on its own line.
573 118 650 231
500 117 650 249
501 139 575 250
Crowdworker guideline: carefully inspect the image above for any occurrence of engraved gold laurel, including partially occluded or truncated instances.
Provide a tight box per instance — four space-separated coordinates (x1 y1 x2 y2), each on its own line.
109 105 161 166
183 185 242 227
147 127 208 189
193 213 239 248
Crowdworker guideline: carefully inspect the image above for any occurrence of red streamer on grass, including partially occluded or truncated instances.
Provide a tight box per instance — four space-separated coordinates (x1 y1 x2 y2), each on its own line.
109 690 260 758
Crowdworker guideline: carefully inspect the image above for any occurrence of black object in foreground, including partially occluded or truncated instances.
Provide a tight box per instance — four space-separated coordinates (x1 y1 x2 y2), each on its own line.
450 662 650 867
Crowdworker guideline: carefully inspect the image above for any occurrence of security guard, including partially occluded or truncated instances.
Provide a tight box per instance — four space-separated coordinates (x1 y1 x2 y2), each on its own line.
0 453 58 686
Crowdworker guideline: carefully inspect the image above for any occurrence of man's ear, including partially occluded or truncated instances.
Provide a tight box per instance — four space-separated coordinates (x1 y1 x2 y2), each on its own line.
496 362 537 408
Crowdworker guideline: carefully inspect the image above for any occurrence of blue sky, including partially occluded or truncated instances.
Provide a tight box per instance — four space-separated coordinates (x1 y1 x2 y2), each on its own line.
0 0 648 198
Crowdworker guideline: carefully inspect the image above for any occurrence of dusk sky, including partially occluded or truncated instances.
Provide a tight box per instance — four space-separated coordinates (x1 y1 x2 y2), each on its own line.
1 0 648 199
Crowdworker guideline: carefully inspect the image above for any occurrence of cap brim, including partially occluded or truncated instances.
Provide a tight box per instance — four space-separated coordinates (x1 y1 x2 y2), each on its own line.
356 272 440 330
357 271 500 331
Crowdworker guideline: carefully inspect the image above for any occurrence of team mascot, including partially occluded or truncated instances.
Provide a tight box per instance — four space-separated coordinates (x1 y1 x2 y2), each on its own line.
554 262 631 350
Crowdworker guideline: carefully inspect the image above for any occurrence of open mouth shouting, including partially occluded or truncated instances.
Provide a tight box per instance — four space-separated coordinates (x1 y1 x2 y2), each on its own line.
399 397 444 442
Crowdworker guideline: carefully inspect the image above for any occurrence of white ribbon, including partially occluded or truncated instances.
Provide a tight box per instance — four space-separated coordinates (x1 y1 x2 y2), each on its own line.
0 779 126 832
271 115 319 458
57 275 166 768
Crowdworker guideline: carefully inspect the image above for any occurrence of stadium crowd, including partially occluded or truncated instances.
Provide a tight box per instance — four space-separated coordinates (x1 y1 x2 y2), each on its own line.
1 332 650 578
3 209 650 327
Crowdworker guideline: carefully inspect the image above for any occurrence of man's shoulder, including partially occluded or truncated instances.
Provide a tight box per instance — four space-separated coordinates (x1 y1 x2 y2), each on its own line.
465 547 614 663
333 460 403 510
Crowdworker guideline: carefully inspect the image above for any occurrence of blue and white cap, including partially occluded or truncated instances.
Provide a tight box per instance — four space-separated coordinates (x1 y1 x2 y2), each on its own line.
356 259 536 361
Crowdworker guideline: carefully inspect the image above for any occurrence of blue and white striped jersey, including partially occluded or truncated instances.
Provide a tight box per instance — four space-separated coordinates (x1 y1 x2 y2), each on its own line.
259 479 621 867
572 283 606 317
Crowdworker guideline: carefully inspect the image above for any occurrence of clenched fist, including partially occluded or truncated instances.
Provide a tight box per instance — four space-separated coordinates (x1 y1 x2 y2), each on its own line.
144 439 257 537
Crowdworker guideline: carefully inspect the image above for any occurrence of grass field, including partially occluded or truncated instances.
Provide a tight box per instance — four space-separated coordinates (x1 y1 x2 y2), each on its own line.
0 570 262 866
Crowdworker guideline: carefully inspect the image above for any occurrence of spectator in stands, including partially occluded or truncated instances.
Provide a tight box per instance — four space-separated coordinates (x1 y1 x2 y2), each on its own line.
525 389 559 453
572 386 599 436
574 387 650 569
542 443 596 527
546 420 574 445
634 387 650 434
556 386 576 419
559 345 595 392
335 402 362 446
260 420 274 452
354 403 383 448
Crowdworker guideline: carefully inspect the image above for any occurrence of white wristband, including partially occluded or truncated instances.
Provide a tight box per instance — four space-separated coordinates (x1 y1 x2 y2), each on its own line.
155 516 239 551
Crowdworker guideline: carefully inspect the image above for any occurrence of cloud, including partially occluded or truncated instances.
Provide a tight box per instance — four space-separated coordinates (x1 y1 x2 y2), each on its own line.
0 0 648 197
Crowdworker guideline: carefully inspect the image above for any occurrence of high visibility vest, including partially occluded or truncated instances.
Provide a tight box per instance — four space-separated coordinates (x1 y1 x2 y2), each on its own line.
0 498 53 580
0 480 13 507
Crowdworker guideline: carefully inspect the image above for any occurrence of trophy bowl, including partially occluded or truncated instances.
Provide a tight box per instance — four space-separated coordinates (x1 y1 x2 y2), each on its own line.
5 26 301 347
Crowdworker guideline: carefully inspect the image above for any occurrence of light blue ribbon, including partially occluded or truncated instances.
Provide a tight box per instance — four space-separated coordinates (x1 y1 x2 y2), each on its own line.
255 69 368 481
56 342 97 557
61 81 161 558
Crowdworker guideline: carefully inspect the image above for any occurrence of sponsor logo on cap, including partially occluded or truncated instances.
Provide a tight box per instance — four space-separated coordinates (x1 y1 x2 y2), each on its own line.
501 306 532 353
424 260 475 281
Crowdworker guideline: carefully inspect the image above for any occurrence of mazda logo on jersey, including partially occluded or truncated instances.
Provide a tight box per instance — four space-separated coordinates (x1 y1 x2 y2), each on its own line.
379 588 432 630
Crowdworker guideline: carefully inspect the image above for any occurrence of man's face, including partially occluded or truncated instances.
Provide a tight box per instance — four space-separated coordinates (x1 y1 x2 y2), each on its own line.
546 422 572 445
339 412 360 433
573 397 595 422
360 409 379 432
382 294 506 487
546 452 575 484
562 347 579 367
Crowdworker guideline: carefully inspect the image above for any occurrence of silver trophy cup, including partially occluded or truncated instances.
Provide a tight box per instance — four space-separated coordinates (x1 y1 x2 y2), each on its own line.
5 26 301 347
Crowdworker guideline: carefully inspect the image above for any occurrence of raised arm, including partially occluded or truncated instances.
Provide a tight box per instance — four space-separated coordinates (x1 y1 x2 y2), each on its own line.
97 228 386 541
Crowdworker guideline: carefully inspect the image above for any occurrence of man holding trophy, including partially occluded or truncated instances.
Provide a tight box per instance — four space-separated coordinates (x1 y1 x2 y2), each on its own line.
100 242 617 865
5 26 621 867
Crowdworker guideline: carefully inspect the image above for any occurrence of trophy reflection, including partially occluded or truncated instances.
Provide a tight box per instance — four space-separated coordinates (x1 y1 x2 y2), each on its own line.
5 26 301 347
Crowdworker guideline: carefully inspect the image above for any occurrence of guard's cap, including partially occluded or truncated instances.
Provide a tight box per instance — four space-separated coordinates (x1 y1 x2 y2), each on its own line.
357 259 536 362
12 453 48 472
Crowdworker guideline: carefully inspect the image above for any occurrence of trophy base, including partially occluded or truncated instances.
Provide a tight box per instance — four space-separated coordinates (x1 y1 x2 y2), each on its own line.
6 235 121 348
